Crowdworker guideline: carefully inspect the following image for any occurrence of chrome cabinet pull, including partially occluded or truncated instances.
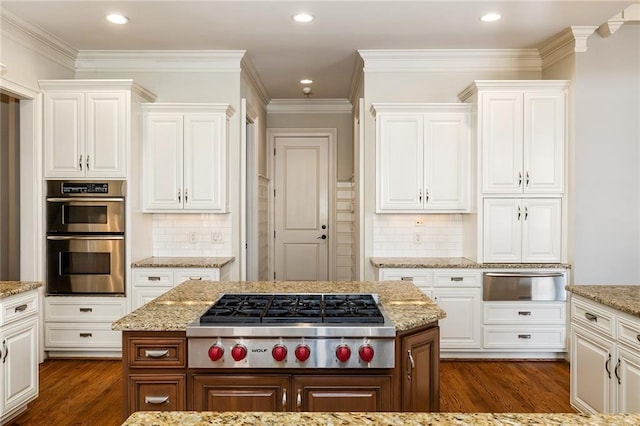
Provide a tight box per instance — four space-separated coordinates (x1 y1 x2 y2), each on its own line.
86 155 90 170
185 188 188 203
525 171 530 186
282 388 287 409
585 312 598 322
400 277 413 281
605 353 612 379
14 304 28 313
2 340 7 364
524 205 529 220
425 189 429 203
79 155 83 171
450 277 464 282
296 389 302 408
144 396 169 405
148 276 161 281
518 172 522 187
178 189 181 202
614 358 621 385
189 276 203 280
518 334 532 339
517 205 521 220
144 349 169 358
407 349 415 381
518 311 532 316
79 333 92 338
79 307 93 313
418 189 422 203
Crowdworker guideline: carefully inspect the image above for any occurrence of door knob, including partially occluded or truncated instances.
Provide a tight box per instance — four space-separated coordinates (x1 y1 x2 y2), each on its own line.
321 225 327 229
317 235 327 240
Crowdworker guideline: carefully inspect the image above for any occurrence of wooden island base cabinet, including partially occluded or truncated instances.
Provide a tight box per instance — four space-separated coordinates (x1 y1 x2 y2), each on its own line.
121 324 439 419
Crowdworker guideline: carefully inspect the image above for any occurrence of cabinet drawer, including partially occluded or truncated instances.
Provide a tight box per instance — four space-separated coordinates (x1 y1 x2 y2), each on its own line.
433 271 480 288
133 269 174 286
1 290 38 326
483 326 566 349
174 268 220 284
128 337 186 368
378 268 432 286
571 297 615 338
45 298 126 322
128 374 186 412
617 317 640 352
483 302 566 324
45 323 121 348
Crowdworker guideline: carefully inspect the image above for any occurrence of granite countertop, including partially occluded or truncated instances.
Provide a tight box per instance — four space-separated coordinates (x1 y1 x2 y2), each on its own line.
122 411 640 425
370 257 571 269
112 280 446 333
0 281 43 299
131 256 235 268
566 285 640 318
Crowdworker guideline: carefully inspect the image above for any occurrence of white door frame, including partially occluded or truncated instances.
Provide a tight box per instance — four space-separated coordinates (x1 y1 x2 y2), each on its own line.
267 128 337 281
240 99 259 281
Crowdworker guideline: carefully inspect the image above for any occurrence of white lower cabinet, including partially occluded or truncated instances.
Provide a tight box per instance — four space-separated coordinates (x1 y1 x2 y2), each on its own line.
0 290 39 423
432 288 481 349
44 297 126 357
570 294 640 414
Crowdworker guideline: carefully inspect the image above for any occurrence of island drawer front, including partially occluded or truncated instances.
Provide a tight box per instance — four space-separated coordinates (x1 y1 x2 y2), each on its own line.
617 317 640 352
378 268 432 286
45 298 126 322
45 324 121 348
133 270 174 286
571 297 615 338
1 290 38 326
433 271 481 288
128 374 186 412
483 326 566 349
483 302 566 324
129 337 186 368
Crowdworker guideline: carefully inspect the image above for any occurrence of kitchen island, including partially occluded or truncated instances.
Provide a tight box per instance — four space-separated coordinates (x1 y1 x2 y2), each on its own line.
113 280 445 419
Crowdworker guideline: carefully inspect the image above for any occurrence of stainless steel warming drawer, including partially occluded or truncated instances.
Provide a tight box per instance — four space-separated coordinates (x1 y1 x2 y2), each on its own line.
482 272 567 301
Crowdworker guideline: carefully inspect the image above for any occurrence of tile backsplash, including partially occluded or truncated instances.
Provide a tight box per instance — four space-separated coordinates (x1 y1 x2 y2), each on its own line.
373 214 463 257
152 213 232 257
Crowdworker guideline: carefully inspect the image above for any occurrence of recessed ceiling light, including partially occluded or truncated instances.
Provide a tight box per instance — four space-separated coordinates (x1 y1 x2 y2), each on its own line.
106 14 129 25
300 79 313 84
293 13 314 23
480 13 501 22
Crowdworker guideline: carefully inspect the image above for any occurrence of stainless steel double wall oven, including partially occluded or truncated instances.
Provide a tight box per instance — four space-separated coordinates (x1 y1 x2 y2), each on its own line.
46 180 125 295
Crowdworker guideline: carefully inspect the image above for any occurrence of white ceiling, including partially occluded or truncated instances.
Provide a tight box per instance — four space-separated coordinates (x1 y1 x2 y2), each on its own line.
1 1 634 99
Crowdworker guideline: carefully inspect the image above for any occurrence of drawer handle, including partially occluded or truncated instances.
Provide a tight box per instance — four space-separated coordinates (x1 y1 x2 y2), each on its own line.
296 389 302 408
145 349 170 358
14 304 28 313
605 353 612 379
189 276 203 280
450 277 464 282
400 277 413 281
637 334 640 343
148 276 161 281
585 312 598 322
144 396 170 405
518 311 532 316
79 308 93 313
79 333 92 338
518 334 532 339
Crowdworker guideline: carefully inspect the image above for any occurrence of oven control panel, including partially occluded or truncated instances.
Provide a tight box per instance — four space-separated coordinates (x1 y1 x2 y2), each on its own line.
188 337 395 369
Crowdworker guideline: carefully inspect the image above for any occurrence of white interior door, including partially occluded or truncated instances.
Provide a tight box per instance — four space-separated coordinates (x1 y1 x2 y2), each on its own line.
274 136 329 280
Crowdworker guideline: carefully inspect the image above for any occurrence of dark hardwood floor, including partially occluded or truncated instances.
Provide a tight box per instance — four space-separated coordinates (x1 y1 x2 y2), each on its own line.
7 359 572 425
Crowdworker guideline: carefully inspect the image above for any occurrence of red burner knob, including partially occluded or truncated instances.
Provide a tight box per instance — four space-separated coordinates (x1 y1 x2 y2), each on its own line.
231 344 247 362
294 344 311 362
335 344 351 363
358 344 375 363
272 344 288 362
208 344 224 362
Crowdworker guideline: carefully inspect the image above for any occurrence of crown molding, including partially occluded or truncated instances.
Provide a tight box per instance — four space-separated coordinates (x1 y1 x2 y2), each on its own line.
267 99 352 114
597 4 640 37
348 54 364 109
538 26 598 69
457 80 570 102
0 10 77 72
0 77 39 99
370 103 471 118
358 49 541 72
142 103 235 119
38 79 157 102
75 50 246 72
241 55 270 106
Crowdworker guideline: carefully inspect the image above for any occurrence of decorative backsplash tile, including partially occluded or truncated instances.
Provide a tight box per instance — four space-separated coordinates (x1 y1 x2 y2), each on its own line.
152 213 233 257
373 214 463 257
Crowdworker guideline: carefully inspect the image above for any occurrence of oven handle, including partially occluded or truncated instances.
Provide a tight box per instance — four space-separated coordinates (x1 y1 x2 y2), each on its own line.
47 235 124 240
46 197 125 202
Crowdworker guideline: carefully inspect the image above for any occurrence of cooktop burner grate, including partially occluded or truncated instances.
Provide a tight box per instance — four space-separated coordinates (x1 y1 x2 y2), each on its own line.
199 293 385 324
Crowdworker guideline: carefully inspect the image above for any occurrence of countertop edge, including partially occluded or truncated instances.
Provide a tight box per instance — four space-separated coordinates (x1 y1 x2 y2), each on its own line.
0 281 43 299
369 257 571 269
566 285 640 318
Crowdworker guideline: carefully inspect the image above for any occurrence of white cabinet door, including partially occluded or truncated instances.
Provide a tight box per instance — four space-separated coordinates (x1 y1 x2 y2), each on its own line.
183 114 226 210
424 114 469 210
43 92 85 178
0 317 38 416
144 113 184 210
523 91 565 193
571 325 615 414
377 114 424 210
521 198 562 262
616 346 640 413
483 198 522 263
85 92 127 178
432 288 481 349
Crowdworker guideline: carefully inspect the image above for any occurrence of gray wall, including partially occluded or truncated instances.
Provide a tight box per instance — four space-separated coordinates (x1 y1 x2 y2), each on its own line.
572 24 640 284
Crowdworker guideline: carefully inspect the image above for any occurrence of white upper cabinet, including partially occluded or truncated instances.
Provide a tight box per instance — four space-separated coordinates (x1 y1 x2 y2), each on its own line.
143 104 234 213
372 104 471 213
41 80 155 179
460 81 568 195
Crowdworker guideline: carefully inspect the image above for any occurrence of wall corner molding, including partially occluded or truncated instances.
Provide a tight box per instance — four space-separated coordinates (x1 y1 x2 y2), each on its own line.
75 50 246 72
241 55 270 106
538 26 598 69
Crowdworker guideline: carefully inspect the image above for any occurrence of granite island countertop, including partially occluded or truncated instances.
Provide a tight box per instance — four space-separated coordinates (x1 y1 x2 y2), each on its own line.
112 280 446 332
0 281 43 299
370 257 571 269
131 256 235 268
122 411 640 425
566 285 640 318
